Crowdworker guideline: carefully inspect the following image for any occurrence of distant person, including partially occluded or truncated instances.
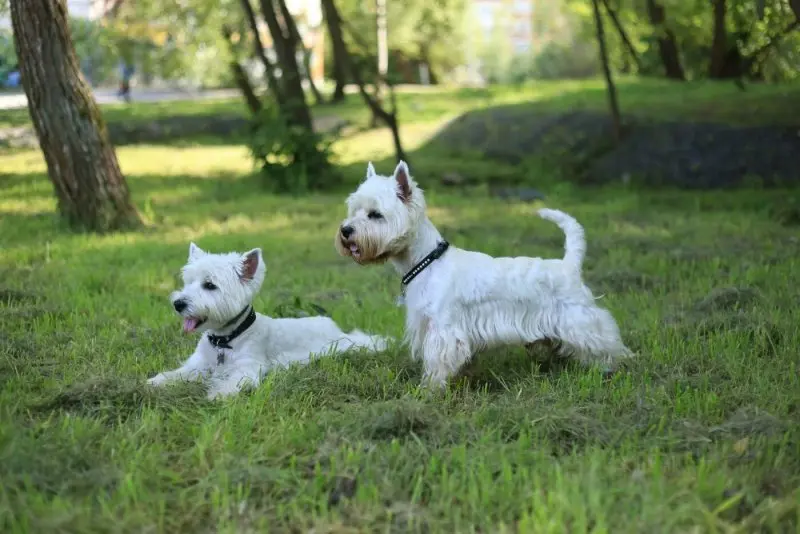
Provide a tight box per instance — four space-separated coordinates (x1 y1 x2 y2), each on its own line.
6 65 20 88
117 61 134 102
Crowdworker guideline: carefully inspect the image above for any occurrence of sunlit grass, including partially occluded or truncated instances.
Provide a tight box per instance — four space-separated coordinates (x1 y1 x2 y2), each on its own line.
0 81 799 532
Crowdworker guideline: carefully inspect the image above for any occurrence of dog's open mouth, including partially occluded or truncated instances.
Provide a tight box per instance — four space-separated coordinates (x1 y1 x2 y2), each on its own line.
182 316 206 333
341 238 362 260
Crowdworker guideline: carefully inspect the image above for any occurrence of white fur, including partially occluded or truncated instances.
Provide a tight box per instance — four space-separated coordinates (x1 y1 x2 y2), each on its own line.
148 243 392 399
336 161 633 387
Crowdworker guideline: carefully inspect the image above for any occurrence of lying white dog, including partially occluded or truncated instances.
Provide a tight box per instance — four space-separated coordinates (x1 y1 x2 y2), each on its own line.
148 243 391 399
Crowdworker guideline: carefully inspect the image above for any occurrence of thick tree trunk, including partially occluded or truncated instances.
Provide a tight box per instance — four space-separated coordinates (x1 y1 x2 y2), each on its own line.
327 7 348 103
645 0 686 81
591 0 621 142
10 0 141 232
708 0 728 78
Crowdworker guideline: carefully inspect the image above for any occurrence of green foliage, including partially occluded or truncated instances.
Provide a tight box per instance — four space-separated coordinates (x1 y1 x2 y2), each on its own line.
247 102 339 193
106 0 244 88
330 0 470 82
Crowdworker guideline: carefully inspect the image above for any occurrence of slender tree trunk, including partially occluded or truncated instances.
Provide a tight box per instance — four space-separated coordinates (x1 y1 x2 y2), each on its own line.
302 46 325 105
258 0 313 130
238 0 283 107
10 0 141 232
601 0 642 71
321 0 407 163
708 0 728 78
791 0 800 20
222 25 262 114
591 0 621 142
323 0 347 103
645 0 686 80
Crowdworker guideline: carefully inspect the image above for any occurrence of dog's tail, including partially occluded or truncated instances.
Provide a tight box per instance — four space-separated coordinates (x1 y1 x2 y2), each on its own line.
537 208 586 272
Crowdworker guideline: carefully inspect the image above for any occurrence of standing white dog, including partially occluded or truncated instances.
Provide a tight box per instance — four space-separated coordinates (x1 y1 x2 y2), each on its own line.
148 243 391 399
335 161 632 387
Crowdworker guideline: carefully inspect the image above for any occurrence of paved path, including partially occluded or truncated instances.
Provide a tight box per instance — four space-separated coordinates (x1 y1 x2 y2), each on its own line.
0 87 242 110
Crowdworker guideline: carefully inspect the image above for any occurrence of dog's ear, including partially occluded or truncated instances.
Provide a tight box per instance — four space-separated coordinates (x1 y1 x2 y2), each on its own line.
366 161 376 179
240 248 262 281
188 242 205 262
393 160 412 203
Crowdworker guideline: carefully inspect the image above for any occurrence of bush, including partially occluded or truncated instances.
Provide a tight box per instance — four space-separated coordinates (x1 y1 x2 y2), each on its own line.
529 40 599 80
247 102 339 194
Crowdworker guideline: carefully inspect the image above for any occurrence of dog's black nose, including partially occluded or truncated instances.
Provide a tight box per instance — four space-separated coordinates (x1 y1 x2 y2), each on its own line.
173 299 187 313
340 225 355 239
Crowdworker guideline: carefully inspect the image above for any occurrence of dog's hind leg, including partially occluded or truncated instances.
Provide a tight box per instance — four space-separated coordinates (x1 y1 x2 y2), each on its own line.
553 305 633 368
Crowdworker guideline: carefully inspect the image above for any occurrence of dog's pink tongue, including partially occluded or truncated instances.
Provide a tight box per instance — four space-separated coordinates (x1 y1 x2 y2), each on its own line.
183 317 199 333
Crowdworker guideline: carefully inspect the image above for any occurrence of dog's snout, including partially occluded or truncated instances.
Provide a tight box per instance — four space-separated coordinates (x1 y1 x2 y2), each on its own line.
340 225 355 239
173 299 188 313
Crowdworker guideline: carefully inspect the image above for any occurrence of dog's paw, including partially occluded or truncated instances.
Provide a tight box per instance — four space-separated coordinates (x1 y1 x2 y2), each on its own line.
147 373 171 387
206 381 241 400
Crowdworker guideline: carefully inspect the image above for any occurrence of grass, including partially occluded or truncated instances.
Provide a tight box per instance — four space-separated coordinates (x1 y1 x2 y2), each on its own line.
1 79 800 532
2 77 800 131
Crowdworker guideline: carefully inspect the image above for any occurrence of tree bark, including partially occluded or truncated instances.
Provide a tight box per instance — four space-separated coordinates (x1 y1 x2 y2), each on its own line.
645 0 686 80
321 0 407 163
708 0 728 78
591 0 621 142
791 0 800 21
10 0 141 232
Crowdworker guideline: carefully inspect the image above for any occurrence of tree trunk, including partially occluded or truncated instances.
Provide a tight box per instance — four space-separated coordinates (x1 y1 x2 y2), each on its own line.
222 25 262 115
238 0 283 108
326 4 348 103
791 0 800 20
302 46 325 105
321 0 407 163
591 0 621 142
10 0 141 232
645 0 686 80
601 0 642 71
258 0 313 130
231 60 263 114
708 0 728 78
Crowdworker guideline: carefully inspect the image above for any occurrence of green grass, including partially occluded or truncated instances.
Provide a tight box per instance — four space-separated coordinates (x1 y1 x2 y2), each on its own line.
2 77 800 131
1 80 800 532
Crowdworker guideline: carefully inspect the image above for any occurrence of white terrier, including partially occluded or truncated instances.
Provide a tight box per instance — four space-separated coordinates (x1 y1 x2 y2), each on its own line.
335 161 632 387
148 243 392 399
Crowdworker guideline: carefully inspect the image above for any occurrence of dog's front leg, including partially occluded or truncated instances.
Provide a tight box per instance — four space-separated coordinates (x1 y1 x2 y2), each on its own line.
206 358 266 400
147 350 211 387
420 327 471 389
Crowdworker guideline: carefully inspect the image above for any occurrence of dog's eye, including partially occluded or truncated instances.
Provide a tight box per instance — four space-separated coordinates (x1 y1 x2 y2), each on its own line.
202 281 217 290
368 210 383 220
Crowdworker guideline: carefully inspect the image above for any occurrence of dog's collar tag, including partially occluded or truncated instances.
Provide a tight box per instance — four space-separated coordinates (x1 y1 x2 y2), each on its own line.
401 240 450 287
207 306 256 357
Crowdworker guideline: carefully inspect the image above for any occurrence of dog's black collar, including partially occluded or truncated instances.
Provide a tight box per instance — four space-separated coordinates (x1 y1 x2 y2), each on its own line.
207 306 256 352
401 241 450 286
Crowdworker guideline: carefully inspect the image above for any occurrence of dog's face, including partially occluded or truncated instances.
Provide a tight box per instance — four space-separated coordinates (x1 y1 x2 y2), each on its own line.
335 161 426 264
170 243 265 333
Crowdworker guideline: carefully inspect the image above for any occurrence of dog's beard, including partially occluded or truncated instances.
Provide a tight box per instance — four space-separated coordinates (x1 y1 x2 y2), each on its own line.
339 233 397 265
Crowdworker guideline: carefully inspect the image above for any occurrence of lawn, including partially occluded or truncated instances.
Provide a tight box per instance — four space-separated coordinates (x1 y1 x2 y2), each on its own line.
2 77 800 131
1 80 799 532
